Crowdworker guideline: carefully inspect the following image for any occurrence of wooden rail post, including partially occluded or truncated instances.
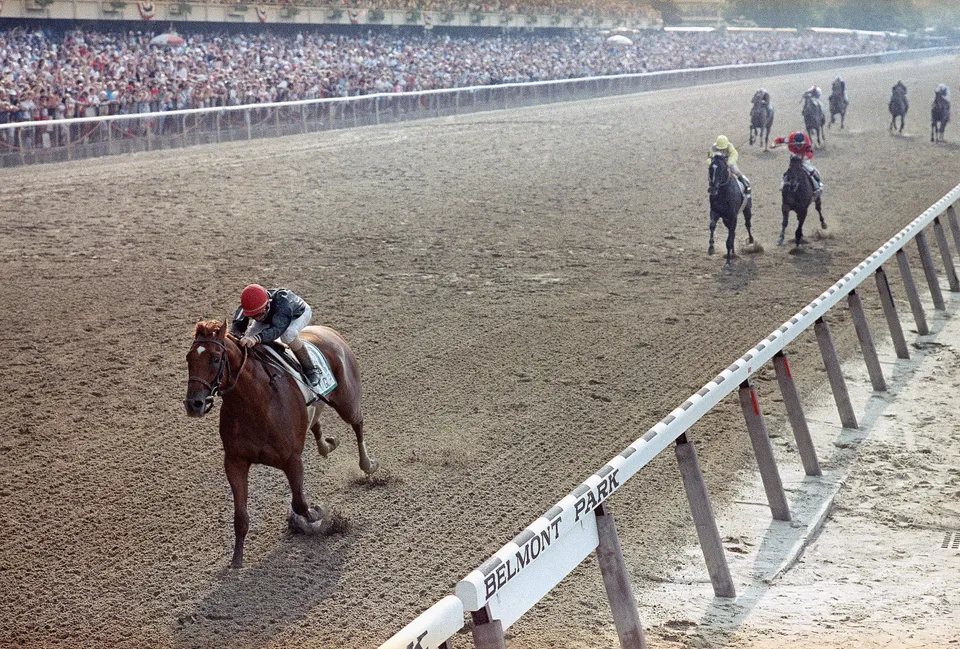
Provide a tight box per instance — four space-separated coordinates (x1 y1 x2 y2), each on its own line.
947 205 960 256
674 435 736 597
738 381 791 521
916 231 946 310
847 289 887 392
595 503 647 649
875 266 910 359
933 217 960 292
814 317 858 429
772 352 821 476
896 249 930 335
471 606 506 649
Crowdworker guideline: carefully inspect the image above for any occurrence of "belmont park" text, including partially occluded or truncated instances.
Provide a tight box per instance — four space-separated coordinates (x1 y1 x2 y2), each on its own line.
482 469 620 599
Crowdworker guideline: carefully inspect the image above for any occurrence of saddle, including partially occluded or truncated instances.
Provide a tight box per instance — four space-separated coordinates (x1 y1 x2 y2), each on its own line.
261 341 338 403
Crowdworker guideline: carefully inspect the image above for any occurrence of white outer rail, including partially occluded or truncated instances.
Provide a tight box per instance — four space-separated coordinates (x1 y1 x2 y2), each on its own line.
381 182 960 645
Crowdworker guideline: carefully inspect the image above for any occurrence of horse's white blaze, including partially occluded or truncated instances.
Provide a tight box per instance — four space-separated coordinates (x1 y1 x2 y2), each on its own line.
196 346 206 355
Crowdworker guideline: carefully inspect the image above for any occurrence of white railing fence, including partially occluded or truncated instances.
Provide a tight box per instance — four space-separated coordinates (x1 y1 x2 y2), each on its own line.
379 185 960 649
0 46 954 168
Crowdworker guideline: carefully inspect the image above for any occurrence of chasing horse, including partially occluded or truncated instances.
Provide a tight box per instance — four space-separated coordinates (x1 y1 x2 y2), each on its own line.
889 80 908 134
184 286 379 569
802 86 826 147
772 132 826 246
828 76 848 129
749 88 775 149
932 84 950 143
707 135 754 268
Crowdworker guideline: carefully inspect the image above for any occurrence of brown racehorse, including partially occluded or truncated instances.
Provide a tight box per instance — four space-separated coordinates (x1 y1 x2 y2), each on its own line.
184 319 379 568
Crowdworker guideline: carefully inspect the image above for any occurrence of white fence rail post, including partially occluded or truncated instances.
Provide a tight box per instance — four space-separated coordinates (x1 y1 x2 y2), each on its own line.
947 205 960 254
595 503 647 649
772 351 821 476
916 230 946 310
847 289 887 392
674 434 736 597
875 266 911 359
896 248 930 335
815 317 858 429
738 380 791 521
933 216 960 292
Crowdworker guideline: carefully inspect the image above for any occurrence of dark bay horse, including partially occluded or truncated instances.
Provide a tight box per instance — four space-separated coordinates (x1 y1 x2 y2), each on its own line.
779 154 826 246
708 153 754 267
889 86 908 134
932 92 950 143
184 319 379 568
829 80 848 129
803 95 826 146
749 91 774 149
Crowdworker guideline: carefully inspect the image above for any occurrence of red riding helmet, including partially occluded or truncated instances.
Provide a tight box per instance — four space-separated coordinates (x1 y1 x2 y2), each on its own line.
240 284 270 316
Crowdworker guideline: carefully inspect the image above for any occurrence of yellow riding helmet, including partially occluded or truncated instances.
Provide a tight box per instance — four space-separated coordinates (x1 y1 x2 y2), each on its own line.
715 135 729 149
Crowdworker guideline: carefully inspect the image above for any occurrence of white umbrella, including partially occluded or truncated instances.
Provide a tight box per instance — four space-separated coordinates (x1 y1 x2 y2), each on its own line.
150 33 186 47
606 35 634 46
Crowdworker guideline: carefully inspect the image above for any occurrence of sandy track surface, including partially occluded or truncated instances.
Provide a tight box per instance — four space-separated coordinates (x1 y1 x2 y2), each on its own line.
0 54 957 649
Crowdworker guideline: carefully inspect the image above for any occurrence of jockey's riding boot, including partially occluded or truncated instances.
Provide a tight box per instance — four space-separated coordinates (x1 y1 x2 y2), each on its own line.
292 345 322 388
742 177 752 194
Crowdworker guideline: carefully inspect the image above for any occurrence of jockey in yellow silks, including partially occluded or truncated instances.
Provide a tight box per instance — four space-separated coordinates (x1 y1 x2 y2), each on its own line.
709 135 751 193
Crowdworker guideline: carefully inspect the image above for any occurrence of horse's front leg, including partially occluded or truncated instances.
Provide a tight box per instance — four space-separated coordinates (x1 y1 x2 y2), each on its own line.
815 196 826 229
743 197 754 244
224 456 251 569
779 205 789 246
351 419 380 474
796 208 808 245
708 210 719 255
724 214 737 267
283 455 312 520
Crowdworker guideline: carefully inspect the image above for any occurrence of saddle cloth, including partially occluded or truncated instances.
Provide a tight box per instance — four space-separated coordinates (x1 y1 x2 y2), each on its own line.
262 341 338 401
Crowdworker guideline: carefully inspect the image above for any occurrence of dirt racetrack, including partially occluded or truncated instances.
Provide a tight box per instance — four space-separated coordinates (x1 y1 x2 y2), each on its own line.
1 53 958 649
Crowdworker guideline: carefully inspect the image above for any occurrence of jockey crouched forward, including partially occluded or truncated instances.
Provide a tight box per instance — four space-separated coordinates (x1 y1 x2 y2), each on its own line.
230 284 322 388
710 135 751 194
772 131 823 197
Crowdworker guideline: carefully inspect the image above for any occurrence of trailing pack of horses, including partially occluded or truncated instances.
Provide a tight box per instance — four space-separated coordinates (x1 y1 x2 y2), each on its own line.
710 79 951 269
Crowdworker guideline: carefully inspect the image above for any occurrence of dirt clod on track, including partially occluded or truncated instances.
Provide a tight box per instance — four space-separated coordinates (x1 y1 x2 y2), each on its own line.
0 55 957 649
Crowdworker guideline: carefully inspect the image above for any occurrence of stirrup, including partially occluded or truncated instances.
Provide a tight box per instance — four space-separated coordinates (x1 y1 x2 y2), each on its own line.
305 371 322 388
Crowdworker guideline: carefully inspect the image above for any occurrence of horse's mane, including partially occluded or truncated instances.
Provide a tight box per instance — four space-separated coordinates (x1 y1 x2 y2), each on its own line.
195 320 225 338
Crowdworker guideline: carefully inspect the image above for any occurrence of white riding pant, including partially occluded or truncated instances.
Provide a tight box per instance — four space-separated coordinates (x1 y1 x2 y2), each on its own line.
248 306 312 349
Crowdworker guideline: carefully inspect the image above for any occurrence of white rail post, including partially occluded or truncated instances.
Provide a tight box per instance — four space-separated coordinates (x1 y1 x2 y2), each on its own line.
738 380 791 521
896 248 930 335
470 606 506 649
933 217 960 291
874 266 910 359
674 434 736 597
947 205 960 254
772 351 821 476
814 317 858 429
847 289 887 392
595 503 647 649
916 231 946 310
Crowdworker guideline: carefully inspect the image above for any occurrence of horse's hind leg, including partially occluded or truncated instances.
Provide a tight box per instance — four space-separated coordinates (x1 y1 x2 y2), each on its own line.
816 197 826 229
224 456 251 569
310 417 340 458
350 418 379 474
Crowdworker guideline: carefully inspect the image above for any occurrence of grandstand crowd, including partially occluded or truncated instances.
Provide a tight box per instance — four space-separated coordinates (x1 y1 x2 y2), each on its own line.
0 26 900 122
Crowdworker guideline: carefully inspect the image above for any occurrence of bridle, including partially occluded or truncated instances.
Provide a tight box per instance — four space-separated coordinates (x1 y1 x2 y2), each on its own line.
709 155 730 194
187 336 248 414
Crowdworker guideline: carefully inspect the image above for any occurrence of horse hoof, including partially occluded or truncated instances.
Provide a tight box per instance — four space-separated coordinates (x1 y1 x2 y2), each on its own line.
288 504 330 535
748 236 755 244
797 238 809 246
361 458 380 475
708 246 715 256
317 436 340 458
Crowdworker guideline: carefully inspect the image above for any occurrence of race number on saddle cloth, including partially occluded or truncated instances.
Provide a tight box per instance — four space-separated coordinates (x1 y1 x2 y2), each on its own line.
709 135 751 193
772 131 823 196
230 284 324 389
259 341 338 403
